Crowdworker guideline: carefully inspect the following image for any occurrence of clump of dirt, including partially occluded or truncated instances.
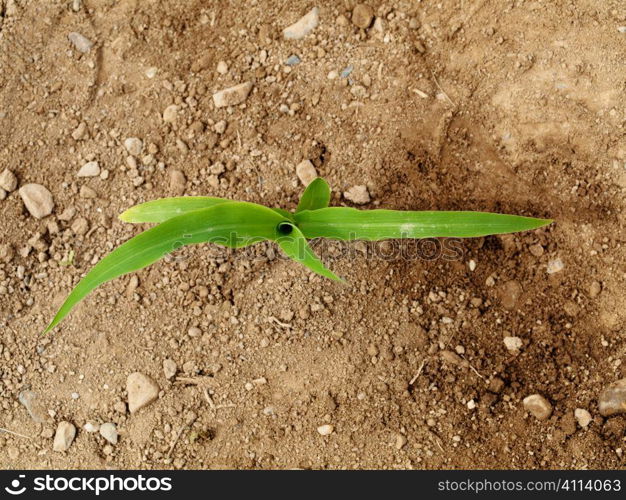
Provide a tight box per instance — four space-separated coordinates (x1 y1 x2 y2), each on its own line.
0 0 625 469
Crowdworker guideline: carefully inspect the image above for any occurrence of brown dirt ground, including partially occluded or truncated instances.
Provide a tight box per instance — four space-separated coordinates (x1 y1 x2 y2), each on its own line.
1 0 625 470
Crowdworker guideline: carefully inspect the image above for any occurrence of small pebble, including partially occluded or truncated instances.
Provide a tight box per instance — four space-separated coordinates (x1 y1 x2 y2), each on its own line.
500 280 522 310
285 55 301 66
72 122 87 141
124 137 143 156
53 421 76 452
216 61 228 74
598 378 626 417
169 169 186 195
126 372 159 413
145 67 157 78
214 120 227 134
0 243 14 263
574 408 592 428
0 168 18 191
317 424 334 436
68 32 93 53
19 183 54 219
283 7 319 40
352 4 374 29
588 281 601 298
99 422 118 445
503 336 522 354
340 65 354 78
344 185 370 204
162 104 179 123
163 359 177 379
395 433 407 450
83 422 99 433
77 161 100 177
212 82 253 108
80 185 97 198
547 258 564 274
523 394 552 421
295 159 317 186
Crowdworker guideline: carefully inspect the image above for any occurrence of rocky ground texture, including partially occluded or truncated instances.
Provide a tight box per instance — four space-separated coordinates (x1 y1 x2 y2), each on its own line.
0 0 625 469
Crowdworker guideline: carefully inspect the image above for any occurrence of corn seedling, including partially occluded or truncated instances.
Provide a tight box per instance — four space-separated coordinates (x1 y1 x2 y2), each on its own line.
44 178 552 332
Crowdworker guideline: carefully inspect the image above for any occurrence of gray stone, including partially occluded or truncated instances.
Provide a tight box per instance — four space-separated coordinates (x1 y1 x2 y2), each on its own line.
598 378 626 417
68 32 93 53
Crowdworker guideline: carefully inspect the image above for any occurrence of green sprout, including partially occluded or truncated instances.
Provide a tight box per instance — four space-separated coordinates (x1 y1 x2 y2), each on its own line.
44 177 552 333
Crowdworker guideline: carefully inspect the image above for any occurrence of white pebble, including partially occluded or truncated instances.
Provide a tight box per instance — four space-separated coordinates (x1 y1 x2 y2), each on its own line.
99 422 118 445
212 82 253 108
295 159 317 186
546 258 564 274
162 104 179 123
344 185 371 204
124 137 143 156
283 7 319 40
19 183 54 219
503 336 522 354
68 32 93 53
216 61 228 74
574 408 592 428
126 372 159 413
83 422 99 433
523 394 552 421
53 421 76 452
317 424 334 436
0 168 18 191
77 161 100 177
468 259 476 271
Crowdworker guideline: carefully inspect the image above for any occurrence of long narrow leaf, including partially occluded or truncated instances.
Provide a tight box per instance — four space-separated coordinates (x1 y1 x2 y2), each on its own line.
119 197 230 223
294 208 552 240
45 202 285 333
275 224 343 281
120 197 293 223
296 178 331 213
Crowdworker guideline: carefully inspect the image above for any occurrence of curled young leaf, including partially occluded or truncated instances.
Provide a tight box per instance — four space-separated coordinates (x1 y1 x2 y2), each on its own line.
296 177 331 213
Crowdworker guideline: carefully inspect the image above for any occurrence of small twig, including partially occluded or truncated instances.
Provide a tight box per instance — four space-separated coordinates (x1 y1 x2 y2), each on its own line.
461 355 485 381
428 430 445 453
203 388 216 409
0 427 31 439
268 316 292 329
409 360 426 385
167 424 188 458
430 71 456 107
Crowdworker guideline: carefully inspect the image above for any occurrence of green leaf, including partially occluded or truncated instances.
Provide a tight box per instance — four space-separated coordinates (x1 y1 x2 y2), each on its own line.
119 197 230 223
120 197 294 224
275 223 343 282
294 208 552 240
296 178 331 213
45 202 286 333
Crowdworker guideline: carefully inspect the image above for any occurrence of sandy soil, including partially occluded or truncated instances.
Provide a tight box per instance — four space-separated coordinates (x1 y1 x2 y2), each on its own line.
0 0 625 469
